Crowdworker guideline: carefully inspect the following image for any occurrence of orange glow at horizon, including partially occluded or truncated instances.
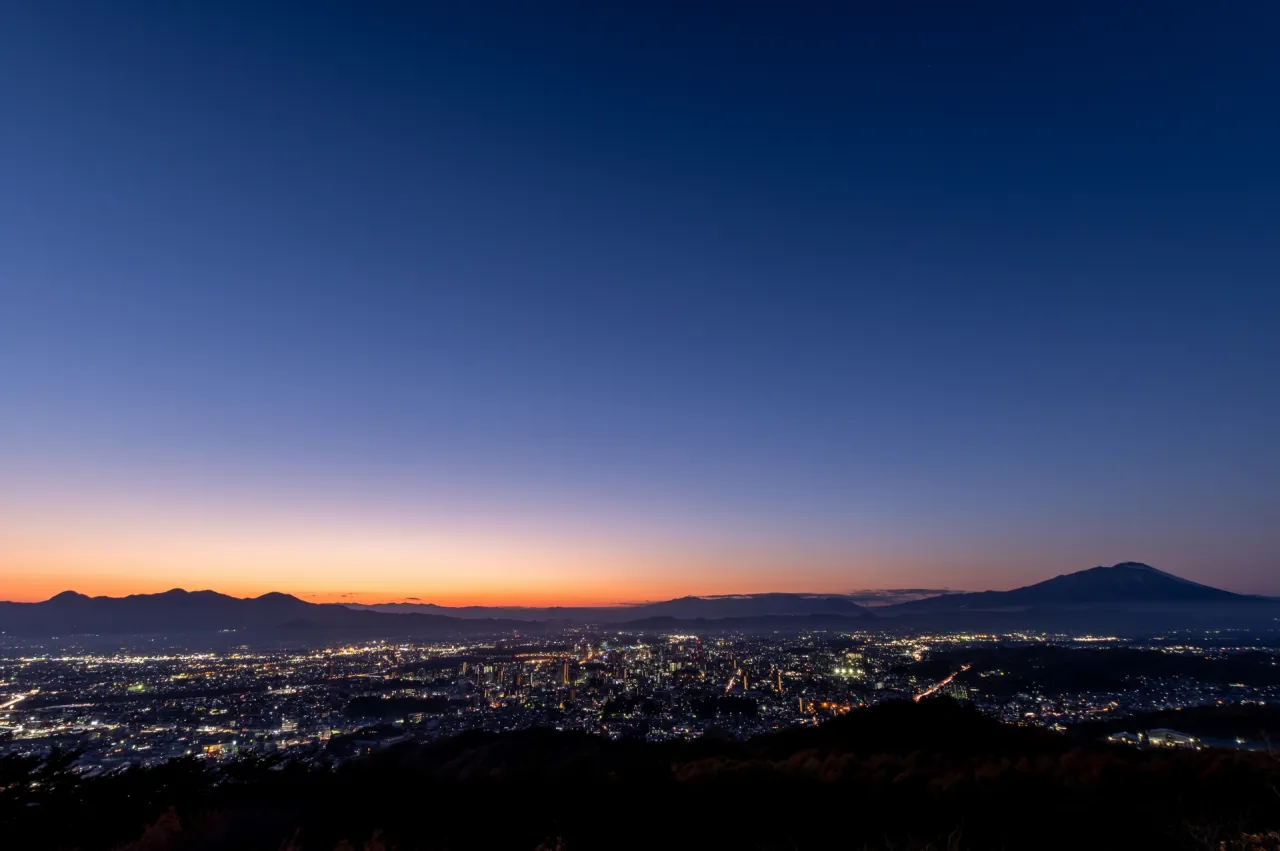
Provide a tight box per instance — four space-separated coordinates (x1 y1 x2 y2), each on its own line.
0 570 886 607
0 534 968 606
0 473 991 605
0 513 909 606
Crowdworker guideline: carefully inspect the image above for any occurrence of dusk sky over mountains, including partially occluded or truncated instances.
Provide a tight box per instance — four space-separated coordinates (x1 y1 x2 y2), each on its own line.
2 2 1278 603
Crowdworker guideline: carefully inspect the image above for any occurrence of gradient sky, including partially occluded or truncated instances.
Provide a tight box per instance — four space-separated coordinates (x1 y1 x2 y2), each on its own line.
2 2 1279 604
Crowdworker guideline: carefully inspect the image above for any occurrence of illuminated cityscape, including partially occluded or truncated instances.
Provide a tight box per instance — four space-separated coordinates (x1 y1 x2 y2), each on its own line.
3 627 1275 773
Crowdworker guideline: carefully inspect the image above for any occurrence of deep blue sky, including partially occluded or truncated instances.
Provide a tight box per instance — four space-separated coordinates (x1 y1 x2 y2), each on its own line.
2 1 1278 601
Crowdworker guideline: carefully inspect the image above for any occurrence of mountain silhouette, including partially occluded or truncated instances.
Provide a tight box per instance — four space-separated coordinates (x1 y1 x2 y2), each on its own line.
887 562 1258 612
1 566 1273 638
350 592 869 623
878 562 1279 632
0 589 531 639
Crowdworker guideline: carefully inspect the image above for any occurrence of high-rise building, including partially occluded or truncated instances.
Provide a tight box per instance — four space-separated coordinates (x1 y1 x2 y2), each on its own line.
561 659 571 685
776 669 784 693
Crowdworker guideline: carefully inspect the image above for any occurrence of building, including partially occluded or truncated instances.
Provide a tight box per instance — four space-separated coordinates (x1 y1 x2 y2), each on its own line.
1146 728 1198 748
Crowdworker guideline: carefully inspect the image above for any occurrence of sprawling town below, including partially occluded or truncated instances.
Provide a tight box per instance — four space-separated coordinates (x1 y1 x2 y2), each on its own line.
2 628 1276 774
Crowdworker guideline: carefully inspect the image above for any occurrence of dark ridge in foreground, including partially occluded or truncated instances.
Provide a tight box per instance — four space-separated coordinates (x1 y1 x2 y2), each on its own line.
6 699 1278 851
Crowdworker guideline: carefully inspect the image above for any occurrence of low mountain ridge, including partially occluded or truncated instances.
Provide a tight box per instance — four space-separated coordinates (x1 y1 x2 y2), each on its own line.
0 589 531 639
351 592 869 622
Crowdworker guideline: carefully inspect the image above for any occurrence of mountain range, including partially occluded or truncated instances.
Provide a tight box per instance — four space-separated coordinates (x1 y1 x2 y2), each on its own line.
349 592 871 623
0 589 534 641
1 563 1275 640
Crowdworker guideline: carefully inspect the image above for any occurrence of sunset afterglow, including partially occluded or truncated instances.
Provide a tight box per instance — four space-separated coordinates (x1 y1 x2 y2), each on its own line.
2 3 1278 605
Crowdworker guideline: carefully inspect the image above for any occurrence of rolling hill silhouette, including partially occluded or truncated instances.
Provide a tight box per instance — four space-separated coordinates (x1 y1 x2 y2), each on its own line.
0 589 530 638
350 592 870 622
1 564 1274 638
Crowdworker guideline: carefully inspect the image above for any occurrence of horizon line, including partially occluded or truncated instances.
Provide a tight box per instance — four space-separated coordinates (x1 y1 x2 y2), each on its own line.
2 586 965 607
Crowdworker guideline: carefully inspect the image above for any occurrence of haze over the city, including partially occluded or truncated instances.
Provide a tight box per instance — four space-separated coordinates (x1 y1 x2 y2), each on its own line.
2 2 1278 604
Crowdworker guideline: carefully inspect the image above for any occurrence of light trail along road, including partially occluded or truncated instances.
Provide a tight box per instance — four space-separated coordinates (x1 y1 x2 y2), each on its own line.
915 665 971 702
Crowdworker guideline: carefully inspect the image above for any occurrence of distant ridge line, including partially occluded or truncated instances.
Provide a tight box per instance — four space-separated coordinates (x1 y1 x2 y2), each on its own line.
3 564 1276 638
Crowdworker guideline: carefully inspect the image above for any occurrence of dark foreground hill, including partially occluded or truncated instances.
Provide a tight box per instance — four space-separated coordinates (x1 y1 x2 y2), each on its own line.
5 700 1278 851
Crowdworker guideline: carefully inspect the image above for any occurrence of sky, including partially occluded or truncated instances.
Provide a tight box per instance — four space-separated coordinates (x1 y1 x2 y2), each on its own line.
2 2 1279 604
